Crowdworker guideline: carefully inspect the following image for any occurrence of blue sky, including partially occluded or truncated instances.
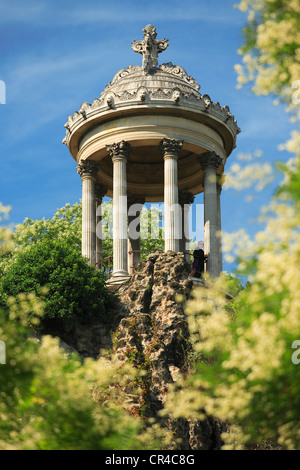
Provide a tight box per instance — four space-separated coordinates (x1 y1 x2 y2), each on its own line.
0 0 293 272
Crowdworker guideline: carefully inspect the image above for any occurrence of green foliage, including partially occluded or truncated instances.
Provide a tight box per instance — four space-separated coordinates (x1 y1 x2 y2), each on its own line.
101 200 165 267
162 1 300 449
0 295 144 450
0 237 108 332
140 206 165 257
0 203 14 257
0 203 109 332
0 203 147 450
276 159 300 205
223 273 244 298
235 0 300 101
14 202 82 249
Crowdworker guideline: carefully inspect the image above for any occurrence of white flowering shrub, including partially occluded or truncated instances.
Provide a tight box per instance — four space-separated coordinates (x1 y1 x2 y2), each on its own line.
0 203 13 256
163 159 300 449
0 204 147 450
162 0 300 450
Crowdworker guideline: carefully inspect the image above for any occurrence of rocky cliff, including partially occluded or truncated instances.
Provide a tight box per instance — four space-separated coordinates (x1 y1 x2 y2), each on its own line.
61 251 224 449
111 252 224 450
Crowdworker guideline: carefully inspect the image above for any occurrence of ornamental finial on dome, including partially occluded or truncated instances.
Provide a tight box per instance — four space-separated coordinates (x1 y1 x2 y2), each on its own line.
131 25 169 74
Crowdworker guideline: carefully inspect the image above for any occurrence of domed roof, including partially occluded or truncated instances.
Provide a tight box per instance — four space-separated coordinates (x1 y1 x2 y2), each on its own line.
99 61 202 105
63 25 241 201
64 25 240 136
98 24 201 106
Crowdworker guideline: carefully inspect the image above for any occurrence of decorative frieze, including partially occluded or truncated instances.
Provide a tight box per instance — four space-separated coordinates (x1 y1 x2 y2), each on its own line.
65 89 240 137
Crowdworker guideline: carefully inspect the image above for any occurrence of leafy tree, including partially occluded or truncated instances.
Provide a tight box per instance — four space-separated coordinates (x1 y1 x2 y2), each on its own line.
235 0 300 103
101 199 165 263
13 202 82 249
0 237 108 333
0 293 144 450
164 164 300 449
0 203 108 333
0 199 167 331
0 203 168 450
0 202 14 257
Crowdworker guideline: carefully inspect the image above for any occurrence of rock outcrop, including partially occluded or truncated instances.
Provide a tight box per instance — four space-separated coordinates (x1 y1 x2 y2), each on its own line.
111 251 224 450
58 251 224 449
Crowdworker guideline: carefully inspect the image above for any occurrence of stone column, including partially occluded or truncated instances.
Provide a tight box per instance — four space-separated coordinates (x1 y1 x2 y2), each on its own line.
160 138 183 253
217 179 223 273
128 196 145 275
77 160 99 266
106 141 131 279
179 191 195 261
95 184 107 271
198 151 223 277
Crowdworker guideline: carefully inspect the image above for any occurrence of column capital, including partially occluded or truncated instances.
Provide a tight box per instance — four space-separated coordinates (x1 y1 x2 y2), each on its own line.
160 138 183 159
106 140 131 162
198 151 223 173
95 184 108 202
77 160 100 180
178 191 195 206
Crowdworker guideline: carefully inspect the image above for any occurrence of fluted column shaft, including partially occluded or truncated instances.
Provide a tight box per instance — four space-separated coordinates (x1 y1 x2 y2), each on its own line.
95 184 107 270
179 192 195 261
107 141 131 278
160 138 183 253
217 180 223 273
77 160 99 266
199 152 223 277
128 196 145 275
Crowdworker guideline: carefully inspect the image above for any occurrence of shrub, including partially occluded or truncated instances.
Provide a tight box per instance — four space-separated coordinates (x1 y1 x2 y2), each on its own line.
0 237 108 333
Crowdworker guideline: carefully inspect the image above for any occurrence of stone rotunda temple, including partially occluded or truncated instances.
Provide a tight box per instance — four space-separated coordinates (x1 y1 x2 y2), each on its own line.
63 25 240 283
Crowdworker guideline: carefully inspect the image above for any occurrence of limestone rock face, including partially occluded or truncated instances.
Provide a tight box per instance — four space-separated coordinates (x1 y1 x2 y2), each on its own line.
112 251 224 450
58 251 224 449
116 251 192 397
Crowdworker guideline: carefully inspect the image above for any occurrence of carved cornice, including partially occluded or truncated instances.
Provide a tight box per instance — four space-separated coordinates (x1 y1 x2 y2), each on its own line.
106 141 131 162
179 192 195 206
95 184 108 201
160 138 183 157
159 63 200 91
77 160 100 179
198 152 223 173
66 91 240 138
